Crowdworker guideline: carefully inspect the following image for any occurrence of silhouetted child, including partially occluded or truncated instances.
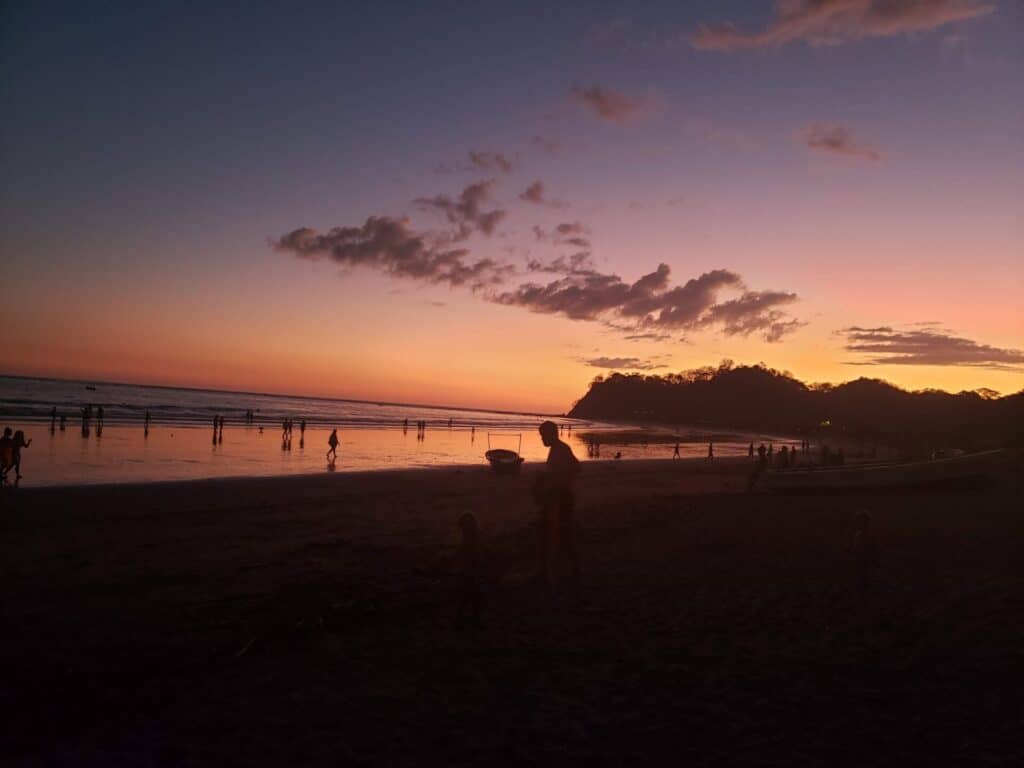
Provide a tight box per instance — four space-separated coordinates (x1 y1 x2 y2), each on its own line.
849 510 878 593
11 430 31 482
455 512 483 630
327 429 339 461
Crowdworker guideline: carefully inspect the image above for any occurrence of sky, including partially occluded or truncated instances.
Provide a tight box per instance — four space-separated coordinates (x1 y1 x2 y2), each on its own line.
2 0 1022 413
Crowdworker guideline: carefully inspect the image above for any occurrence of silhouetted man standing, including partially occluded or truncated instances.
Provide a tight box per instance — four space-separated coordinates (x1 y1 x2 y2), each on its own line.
536 420 581 585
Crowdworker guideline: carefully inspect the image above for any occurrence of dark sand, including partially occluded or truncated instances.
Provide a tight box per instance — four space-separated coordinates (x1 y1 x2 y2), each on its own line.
1 458 1022 765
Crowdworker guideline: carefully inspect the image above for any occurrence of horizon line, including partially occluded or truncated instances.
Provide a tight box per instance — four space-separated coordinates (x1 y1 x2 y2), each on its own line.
0 372 566 420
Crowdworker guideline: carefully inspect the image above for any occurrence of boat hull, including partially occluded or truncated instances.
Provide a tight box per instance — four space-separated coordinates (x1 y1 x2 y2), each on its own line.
485 448 524 475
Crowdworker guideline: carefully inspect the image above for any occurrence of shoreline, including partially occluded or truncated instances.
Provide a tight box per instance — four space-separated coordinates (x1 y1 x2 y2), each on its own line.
4 455 755 496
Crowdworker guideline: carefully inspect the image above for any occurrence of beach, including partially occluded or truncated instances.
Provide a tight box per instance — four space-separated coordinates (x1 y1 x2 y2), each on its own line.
2 458 1021 765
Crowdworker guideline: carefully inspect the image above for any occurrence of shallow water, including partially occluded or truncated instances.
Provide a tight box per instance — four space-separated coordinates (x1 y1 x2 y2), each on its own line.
2 420 782 487
1 376 795 486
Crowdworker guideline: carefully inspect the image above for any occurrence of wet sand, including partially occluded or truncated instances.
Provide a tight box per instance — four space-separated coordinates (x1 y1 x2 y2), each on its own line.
1 458 1021 765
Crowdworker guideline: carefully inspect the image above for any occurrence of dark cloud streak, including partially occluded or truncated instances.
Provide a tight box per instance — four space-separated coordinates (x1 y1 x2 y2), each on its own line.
582 356 667 371
568 84 651 122
272 216 512 290
805 124 880 161
692 0 994 50
496 264 801 341
839 326 1024 369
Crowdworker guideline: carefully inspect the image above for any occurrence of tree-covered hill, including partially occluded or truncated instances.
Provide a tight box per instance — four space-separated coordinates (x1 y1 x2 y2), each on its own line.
568 363 1022 451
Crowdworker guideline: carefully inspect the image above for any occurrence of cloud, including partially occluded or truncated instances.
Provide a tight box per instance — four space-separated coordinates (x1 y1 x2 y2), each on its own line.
624 332 672 342
582 356 667 371
527 251 596 276
468 150 514 174
568 84 652 122
838 326 1024 369
533 221 592 249
495 263 801 341
275 212 801 344
530 135 561 154
519 181 545 204
700 291 803 341
692 0 993 50
272 216 513 290
804 124 881 161
518 180 566 208
415 180 507 240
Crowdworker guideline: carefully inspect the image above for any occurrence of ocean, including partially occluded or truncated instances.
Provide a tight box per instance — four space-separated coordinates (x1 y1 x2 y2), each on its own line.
0 375 562 430
0 376 785 487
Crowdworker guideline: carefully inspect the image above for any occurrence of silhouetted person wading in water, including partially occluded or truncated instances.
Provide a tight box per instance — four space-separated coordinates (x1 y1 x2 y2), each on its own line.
535 420 581 586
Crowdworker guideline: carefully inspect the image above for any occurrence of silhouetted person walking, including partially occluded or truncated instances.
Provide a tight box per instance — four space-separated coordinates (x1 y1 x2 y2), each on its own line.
327 429 339 461
707 441 714 461
748 442 754 459
535 420 581 586
97 406 104 426
673 442 681 459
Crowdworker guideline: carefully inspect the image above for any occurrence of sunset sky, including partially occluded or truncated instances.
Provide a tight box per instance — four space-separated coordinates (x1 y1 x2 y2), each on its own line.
2 1 1022 413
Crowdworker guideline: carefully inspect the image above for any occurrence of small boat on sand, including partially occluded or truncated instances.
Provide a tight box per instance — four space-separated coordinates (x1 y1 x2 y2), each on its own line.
485 433 524 475
764 450 1005 493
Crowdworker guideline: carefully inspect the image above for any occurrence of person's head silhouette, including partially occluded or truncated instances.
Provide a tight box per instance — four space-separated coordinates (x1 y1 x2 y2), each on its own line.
539 421 558 447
